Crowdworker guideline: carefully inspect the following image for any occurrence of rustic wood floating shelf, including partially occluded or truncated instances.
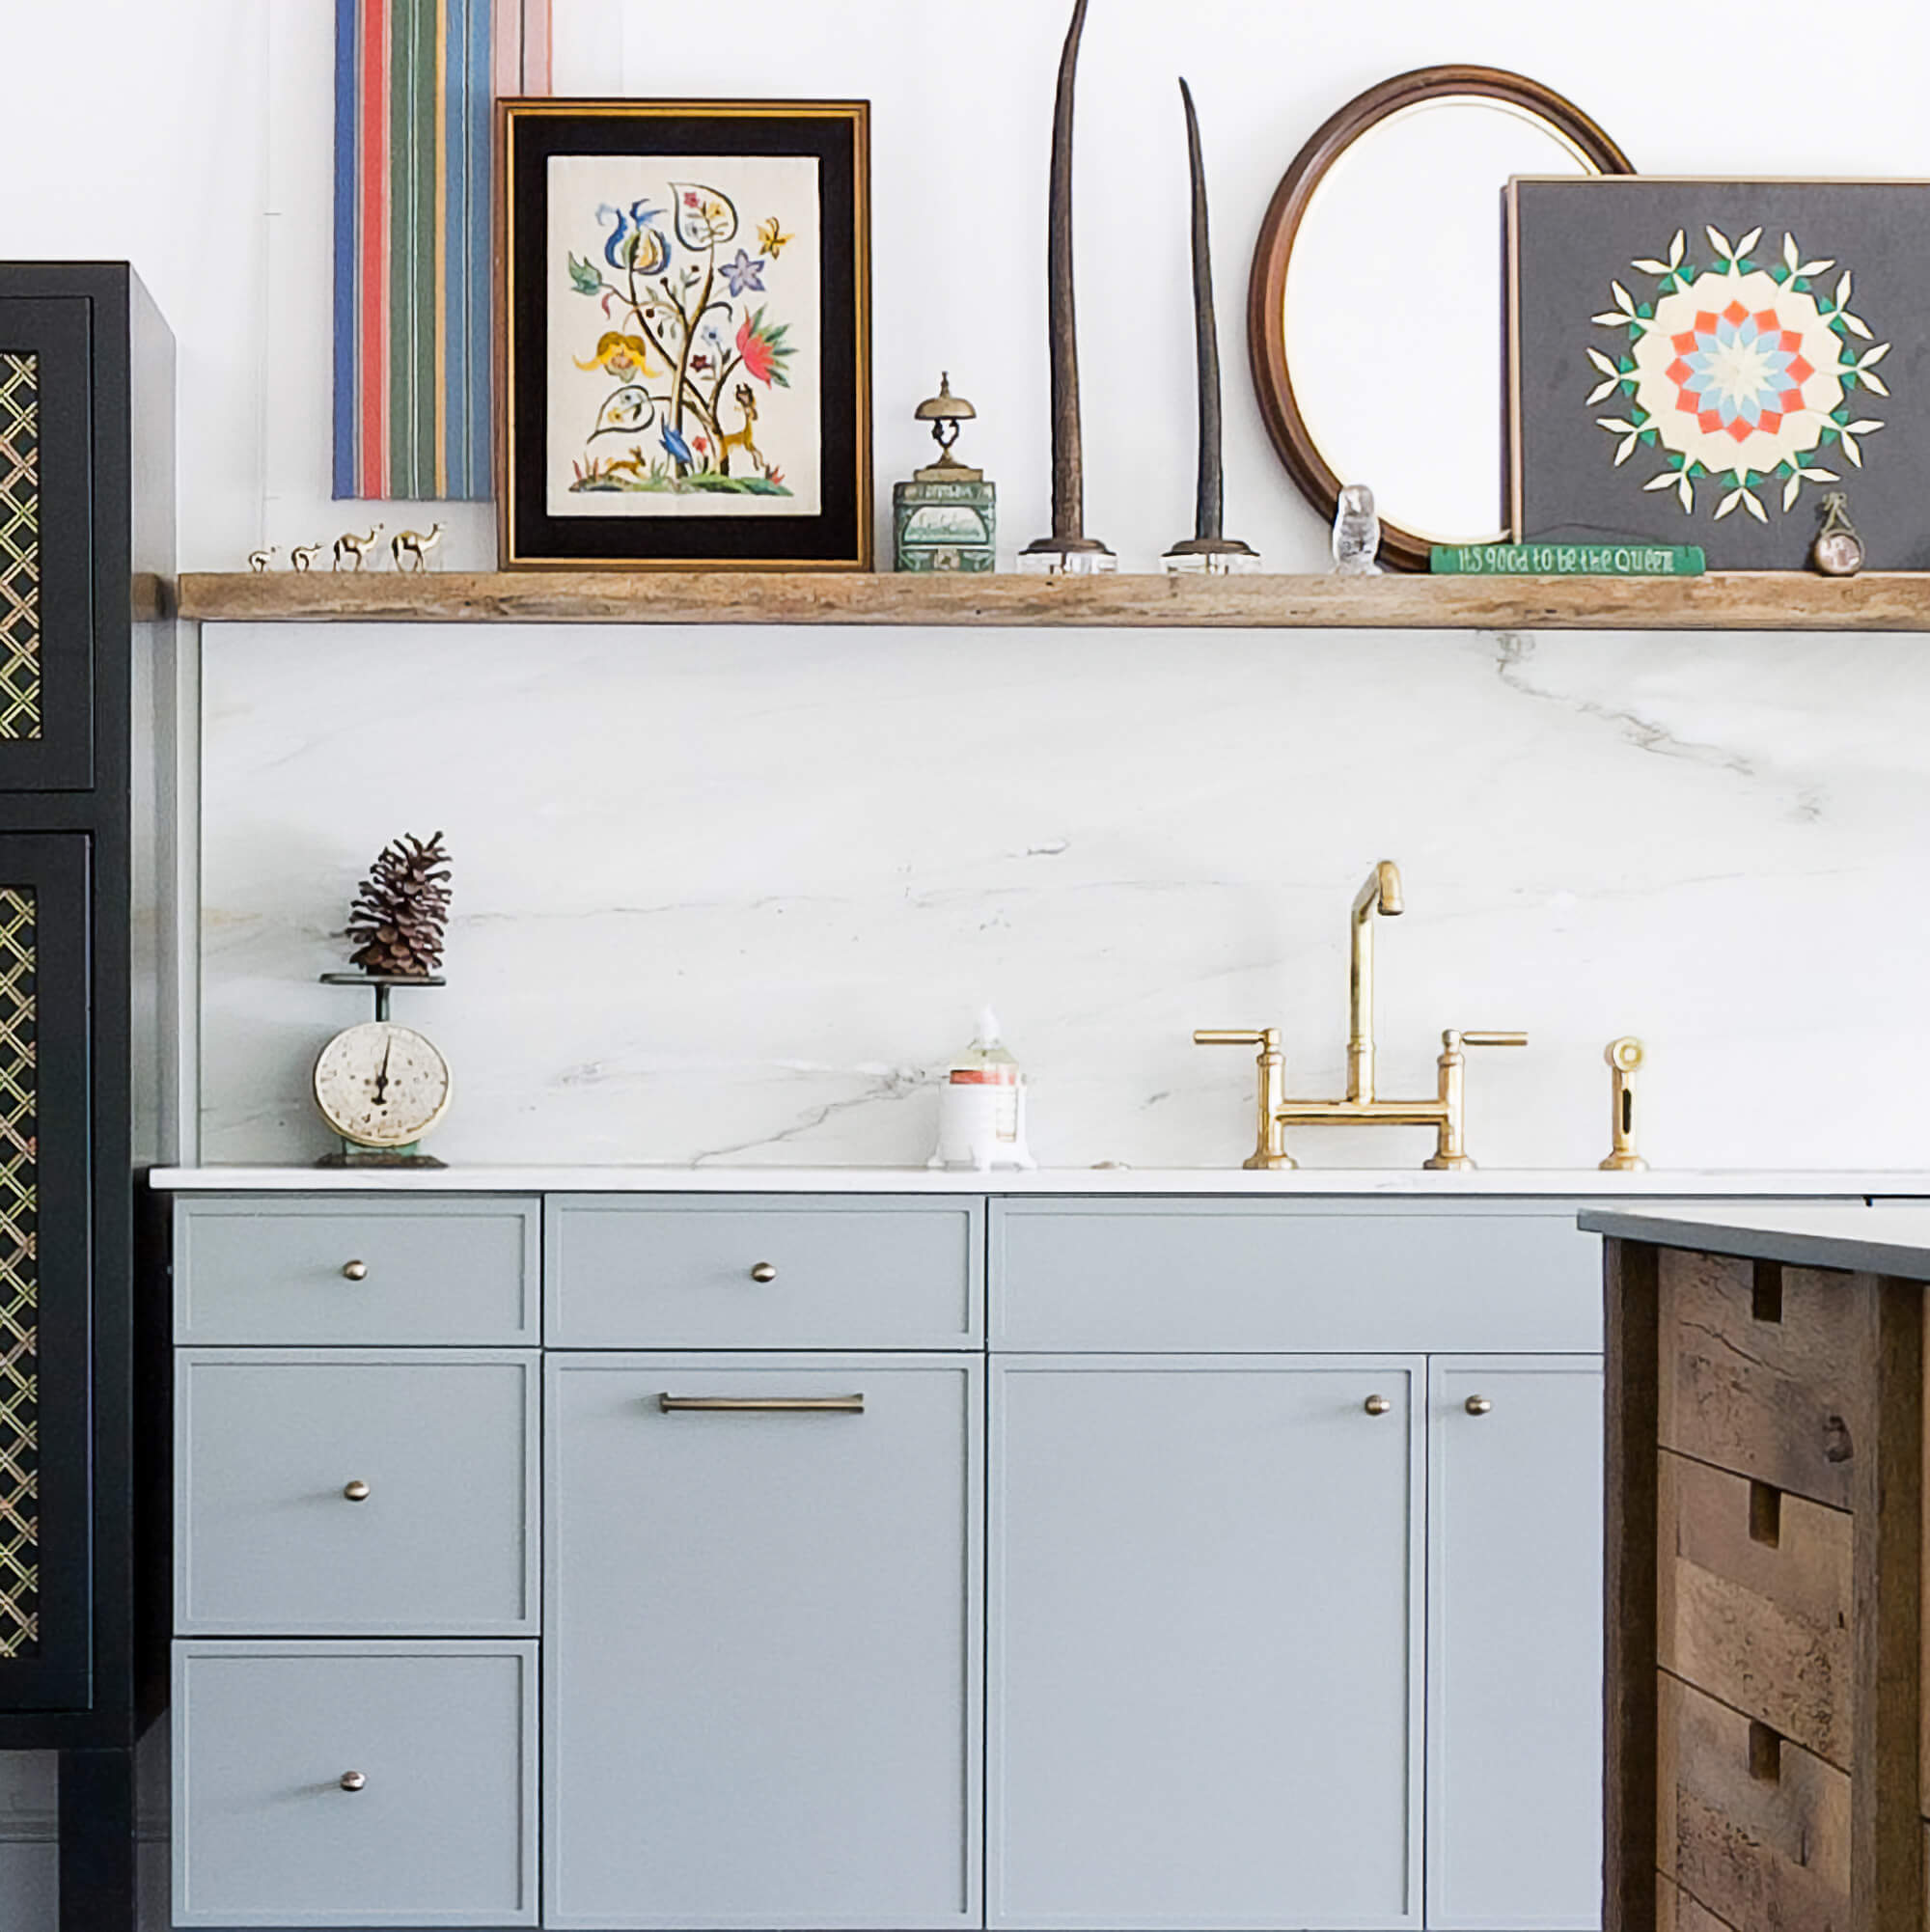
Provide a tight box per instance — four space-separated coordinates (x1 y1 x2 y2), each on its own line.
174 569 1930 632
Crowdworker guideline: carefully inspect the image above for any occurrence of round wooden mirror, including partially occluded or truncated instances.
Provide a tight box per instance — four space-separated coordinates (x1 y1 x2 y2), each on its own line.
1248 67 1633 571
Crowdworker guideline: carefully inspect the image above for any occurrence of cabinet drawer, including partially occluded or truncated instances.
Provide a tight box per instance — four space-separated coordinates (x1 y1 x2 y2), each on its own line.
173 1640 538 1927
1658 1449 1851 1769
546 1197 982 1348
176 1197 540 1344
994 1201 1602 1352
177 1352 539 1636
1656 1668 1849 1930
1659 1248 1863 1508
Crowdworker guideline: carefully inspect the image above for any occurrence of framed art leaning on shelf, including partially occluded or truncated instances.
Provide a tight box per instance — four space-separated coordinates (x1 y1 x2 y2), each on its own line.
1507 177 1930 569
499 97 872 570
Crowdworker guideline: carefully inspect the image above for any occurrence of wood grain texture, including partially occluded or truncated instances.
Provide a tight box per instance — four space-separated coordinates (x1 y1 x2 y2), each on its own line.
1655 1873 1738 1932
1658 1449 1852 1769
1921 1283 1930 1826
1848 1272 1923 1932
1660 1253 1863 1509
1606 1236 1662 1932
177 568 1930 629
1657 1668 1851 1931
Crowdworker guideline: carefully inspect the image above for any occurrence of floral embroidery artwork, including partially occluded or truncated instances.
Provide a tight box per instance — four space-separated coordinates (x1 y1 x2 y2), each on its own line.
1588 228 1889 523
545 154 821 517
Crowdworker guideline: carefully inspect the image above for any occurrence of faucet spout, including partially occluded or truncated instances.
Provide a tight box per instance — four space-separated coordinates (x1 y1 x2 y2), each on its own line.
1347 860 1403 1101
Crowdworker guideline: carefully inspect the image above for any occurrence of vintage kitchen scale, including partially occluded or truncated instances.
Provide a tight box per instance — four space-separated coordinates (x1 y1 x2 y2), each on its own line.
313 973 452 1167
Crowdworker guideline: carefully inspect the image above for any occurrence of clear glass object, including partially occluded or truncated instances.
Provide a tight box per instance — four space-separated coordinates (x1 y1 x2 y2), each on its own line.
1332 483 1383 575
1017 545 1117 575
1164 545 1264 574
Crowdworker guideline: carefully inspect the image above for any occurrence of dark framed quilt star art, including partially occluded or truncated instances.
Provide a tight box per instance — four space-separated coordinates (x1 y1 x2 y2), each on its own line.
499 98 872 569
1506 179 1930 568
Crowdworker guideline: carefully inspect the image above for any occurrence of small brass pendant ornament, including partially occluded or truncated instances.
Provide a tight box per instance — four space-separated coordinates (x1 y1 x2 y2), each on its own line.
1810 490 1865 576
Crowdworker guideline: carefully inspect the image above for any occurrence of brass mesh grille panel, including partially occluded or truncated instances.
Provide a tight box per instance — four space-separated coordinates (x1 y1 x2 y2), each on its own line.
0 889 37 1659
0 356 40 741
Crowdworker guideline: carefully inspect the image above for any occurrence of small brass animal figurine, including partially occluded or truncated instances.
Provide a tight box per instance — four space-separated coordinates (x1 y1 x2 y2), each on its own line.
333 525 383 570
247 546 276 573
290 542 324 573
390 523 444 572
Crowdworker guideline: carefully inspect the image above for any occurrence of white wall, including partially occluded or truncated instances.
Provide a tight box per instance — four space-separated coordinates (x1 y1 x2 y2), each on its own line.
8 0 1930 1908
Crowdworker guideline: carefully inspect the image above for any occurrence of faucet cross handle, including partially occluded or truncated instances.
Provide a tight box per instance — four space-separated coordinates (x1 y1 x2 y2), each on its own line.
1424 1028 1529 1172
1193 1027 1294 1171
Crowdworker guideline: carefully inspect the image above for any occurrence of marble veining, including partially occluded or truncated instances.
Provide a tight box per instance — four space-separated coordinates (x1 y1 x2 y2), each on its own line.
199 621 1930 1173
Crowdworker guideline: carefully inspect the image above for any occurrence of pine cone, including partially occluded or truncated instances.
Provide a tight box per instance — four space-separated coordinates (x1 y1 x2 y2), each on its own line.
345 831 453 978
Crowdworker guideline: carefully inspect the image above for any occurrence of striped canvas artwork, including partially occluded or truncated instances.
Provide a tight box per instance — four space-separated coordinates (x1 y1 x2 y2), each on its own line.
333 0 551 500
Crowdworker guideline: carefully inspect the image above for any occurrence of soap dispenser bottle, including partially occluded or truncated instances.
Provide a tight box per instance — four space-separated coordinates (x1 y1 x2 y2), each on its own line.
928 1007 1037 1171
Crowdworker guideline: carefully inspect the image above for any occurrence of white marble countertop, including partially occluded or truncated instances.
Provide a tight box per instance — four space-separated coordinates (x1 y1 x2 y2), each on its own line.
1579 1202 1930 1279
149 1165 1928 1198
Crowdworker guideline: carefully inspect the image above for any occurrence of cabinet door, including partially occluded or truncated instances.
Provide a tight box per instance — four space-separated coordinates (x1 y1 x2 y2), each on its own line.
1426 1357 1603 1930
989 1356 1424 1931
0 836 90 1711
0 299 93 791
545 1353 982 1931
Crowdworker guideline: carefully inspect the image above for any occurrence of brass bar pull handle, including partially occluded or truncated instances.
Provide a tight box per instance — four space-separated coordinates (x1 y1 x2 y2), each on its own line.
658 1394 866 1415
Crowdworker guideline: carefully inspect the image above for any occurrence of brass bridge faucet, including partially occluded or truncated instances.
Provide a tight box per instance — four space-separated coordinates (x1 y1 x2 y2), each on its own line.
1196 861 1527 1171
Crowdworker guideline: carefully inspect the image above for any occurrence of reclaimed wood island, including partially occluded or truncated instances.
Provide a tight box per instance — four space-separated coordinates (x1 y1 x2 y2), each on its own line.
1581 1204 1930 1932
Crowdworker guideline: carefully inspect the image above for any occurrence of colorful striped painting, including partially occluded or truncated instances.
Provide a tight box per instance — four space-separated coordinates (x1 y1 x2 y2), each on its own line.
333 0 551 500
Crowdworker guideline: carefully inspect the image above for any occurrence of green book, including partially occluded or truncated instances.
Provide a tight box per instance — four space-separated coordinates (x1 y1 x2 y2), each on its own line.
1429 541 1706 576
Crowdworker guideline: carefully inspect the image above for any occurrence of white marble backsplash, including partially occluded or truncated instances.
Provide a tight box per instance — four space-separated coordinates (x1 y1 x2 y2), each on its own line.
199 621 1930 1173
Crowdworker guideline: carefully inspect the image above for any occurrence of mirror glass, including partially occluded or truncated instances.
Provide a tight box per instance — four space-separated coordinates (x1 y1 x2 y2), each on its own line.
1282 99 1596 545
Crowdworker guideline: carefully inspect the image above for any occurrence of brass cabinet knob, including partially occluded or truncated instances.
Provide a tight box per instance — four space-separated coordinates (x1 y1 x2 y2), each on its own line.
342 1259 369 1282
339 1772 367 1792
749 1261 778 1283
1363 1394 1392 1417
342 1479 372 1503
1464 1395 1493 1417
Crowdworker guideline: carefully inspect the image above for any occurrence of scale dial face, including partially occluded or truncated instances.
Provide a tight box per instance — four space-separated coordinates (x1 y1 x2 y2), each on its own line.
313 1021 452 1148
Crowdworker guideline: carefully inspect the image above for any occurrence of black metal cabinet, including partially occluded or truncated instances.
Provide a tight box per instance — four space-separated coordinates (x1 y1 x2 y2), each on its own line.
0 266 174 1932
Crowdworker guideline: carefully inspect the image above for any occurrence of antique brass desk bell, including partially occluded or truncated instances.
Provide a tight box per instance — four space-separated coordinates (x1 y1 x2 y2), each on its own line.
894 375 996 572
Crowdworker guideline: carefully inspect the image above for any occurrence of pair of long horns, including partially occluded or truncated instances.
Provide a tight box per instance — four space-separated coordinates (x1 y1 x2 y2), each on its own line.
1043 1 1222 546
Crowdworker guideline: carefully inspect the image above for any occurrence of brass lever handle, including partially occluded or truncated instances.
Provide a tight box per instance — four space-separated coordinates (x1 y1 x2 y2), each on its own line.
1193 1027 1293 1171
1454 1031 1529 1048
659 1394 865 1415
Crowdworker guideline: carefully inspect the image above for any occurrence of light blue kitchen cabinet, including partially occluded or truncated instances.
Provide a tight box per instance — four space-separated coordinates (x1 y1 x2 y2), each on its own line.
1424 1357 1604 1932
175 1349 540 1636
172 1639 538 1928
544 1352 984 1932
987 1356 1426 1932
